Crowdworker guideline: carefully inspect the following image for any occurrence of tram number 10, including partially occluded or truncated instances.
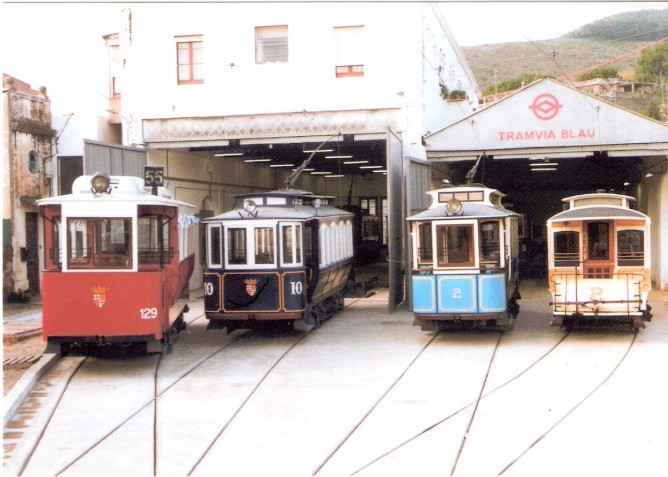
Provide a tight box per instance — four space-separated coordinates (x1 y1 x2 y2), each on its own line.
289 281 303 295
204 282 215 296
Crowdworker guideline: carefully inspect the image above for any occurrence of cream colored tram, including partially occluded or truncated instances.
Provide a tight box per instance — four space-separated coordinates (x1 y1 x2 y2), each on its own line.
547 192 651 330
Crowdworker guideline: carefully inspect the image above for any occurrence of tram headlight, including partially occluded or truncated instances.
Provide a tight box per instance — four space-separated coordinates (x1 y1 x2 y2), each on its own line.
243 199 257 214
91 172 111 194
445 198 462 215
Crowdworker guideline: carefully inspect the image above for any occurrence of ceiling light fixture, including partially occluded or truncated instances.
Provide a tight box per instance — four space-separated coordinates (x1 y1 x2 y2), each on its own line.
244 158 271 163
344 160 369 165
325 155 353 159
214 152 244 157
303 148 334 153
310 171 332 175
360 165 383 169
269 163 294 168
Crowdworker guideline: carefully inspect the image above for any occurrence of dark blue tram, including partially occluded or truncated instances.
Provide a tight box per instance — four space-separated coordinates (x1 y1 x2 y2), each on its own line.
203 189 353 331
407 184 521 331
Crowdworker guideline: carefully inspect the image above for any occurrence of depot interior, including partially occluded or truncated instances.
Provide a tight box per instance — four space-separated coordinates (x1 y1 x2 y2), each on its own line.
184 136 662 286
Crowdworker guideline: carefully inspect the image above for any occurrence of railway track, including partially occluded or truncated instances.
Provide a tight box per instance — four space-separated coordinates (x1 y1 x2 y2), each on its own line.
3 294 646 476
335 324 638 476
4 295 367 475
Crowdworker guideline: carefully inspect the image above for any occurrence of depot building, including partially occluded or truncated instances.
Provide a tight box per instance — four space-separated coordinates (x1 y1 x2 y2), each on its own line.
425 78 668 292
72 6 668 308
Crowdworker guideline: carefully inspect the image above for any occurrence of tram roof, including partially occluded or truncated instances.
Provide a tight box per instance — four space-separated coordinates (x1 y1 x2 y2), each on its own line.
207 204 351 221
232 189 335 201
407 202 518 221
548 206 648 222
37 175 194 209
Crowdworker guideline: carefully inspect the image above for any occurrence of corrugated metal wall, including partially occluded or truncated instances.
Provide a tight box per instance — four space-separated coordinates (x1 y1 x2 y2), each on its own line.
404 157 431 310
84 140 146 177
407 158 431 215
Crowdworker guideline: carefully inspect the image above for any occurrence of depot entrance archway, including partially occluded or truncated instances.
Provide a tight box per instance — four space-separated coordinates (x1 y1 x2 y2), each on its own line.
424 79 668 288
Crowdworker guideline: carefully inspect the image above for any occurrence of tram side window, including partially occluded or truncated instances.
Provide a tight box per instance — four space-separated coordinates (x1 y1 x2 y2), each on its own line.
207 225 223 267
587 222 609 260
479 221 500 266
436 224 474 267
554 230 580 267
254 227 275 265
617 230 644 266
417 222 433 264
138 215 171 265
67 218 132 269
227 227 247 265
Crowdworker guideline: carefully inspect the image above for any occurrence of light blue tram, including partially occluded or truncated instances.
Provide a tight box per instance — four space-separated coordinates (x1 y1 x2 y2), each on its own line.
407 184 521 331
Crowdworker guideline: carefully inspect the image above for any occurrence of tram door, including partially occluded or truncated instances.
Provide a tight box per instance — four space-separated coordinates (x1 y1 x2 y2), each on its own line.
585 220 613 276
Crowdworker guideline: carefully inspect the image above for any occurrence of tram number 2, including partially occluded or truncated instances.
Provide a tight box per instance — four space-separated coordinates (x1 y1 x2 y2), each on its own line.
289 281 303 295
140 307 158 320
452 288 462 299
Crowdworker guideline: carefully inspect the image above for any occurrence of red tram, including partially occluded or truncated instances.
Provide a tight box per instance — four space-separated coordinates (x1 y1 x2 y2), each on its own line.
37 173 197 354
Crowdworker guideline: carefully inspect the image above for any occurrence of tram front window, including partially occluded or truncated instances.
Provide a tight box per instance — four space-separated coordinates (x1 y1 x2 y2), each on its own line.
255 227 275 265
554 230 580 267
617 230 644 266
67 217 132 269
436 224 474 267
227 228 247 265
417 222 433 265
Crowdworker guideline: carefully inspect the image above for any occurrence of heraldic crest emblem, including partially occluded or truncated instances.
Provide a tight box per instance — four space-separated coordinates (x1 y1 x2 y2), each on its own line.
92 286 109 308
244 278 258 297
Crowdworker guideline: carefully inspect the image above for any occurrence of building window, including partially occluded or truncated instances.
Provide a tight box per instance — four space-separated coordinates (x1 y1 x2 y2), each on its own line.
256 26 288 63
176 39 203 84
335 26 364 77
27 150 39 174
112 76 121 98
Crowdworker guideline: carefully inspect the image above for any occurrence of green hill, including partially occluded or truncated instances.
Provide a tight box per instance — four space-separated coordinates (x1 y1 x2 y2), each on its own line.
566 8 668 42
463 9 668 96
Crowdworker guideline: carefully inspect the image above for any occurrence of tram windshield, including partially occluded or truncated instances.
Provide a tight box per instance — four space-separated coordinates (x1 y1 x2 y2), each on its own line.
67 217 132 269
435 224 474 267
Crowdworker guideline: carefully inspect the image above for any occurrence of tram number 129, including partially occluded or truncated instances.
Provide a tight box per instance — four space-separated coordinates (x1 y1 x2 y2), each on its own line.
140 307 158 320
